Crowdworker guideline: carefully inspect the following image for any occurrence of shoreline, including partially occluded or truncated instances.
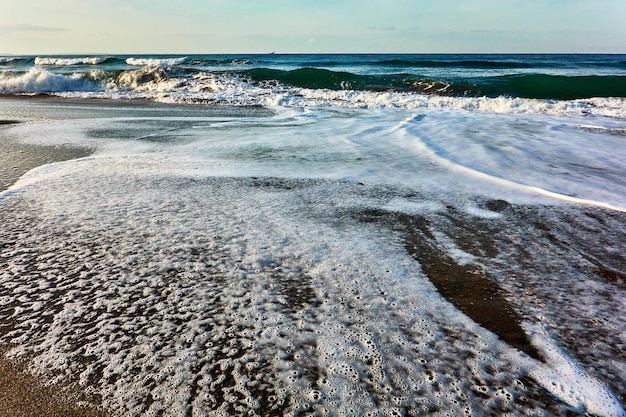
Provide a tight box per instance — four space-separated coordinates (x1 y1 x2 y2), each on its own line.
0 123 93 192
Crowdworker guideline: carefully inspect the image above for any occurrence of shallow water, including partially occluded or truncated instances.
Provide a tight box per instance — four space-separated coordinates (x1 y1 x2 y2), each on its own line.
0 98 625 416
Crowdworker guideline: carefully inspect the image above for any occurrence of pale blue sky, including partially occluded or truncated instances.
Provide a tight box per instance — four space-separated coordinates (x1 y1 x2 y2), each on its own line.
1 0 625 54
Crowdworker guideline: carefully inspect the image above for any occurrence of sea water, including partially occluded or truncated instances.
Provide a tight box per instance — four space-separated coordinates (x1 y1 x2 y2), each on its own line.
0 54 625 416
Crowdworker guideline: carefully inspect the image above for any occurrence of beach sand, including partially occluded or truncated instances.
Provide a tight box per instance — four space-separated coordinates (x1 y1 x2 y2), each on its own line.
0 123 103 416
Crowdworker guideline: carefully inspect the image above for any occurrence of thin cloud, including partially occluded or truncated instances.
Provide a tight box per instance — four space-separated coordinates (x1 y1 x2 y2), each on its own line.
368 25 397 32
0 24 68 34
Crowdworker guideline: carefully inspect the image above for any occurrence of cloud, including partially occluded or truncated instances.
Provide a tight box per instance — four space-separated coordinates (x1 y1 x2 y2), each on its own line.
0 24 68 34
368 25 397 32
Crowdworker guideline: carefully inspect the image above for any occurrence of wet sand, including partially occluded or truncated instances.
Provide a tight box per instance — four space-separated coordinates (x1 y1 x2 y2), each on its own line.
0 121 541 415
2 103 622 414
355 207 542 361
0 348 104 417
1 121 93 192
0 122 102 416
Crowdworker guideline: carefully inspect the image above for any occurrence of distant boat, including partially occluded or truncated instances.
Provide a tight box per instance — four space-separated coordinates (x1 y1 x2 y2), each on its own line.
268 51 276 55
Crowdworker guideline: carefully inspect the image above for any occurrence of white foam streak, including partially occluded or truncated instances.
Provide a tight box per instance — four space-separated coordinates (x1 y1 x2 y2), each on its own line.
427 151 626 213
1 102 625 415
523 324 625 417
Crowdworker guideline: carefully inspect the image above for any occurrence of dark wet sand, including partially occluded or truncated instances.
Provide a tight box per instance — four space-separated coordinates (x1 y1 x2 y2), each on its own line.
356 208 542 361
0 122 102 416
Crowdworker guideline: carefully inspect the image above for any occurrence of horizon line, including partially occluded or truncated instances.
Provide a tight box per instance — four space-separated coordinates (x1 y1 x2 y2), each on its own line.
4 51 626 56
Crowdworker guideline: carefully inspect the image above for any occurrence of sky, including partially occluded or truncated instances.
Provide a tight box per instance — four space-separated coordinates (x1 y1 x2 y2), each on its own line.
1 0 625 54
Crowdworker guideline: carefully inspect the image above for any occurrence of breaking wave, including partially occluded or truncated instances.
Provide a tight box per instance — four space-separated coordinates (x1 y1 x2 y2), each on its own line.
0 57 20 65
34 56 109 66
126 57 188 67
0 67 102 94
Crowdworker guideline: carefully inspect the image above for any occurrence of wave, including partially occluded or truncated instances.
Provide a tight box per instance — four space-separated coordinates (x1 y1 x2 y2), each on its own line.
374 57 626 70
295 58 535 69
588 60 626 68
476 74 626 100
126 57 188 67
0 57 21 65
34 56 109 66
242 68 626 100
243 67 366 90
241 67 464 95
186 58 255 67
0 67 102 94
2 65 626 118
373 59 536 69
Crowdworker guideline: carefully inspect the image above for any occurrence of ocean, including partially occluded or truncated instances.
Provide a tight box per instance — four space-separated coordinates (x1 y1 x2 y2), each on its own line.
0 54 625 416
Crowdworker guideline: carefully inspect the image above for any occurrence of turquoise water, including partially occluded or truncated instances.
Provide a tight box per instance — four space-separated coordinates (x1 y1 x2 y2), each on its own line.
2 53 626 100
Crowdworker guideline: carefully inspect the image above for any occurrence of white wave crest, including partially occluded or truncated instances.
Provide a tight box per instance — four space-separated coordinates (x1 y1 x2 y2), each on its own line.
0 57 18 64
34 57 107 66
126 57 187 67
0 67 102 94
